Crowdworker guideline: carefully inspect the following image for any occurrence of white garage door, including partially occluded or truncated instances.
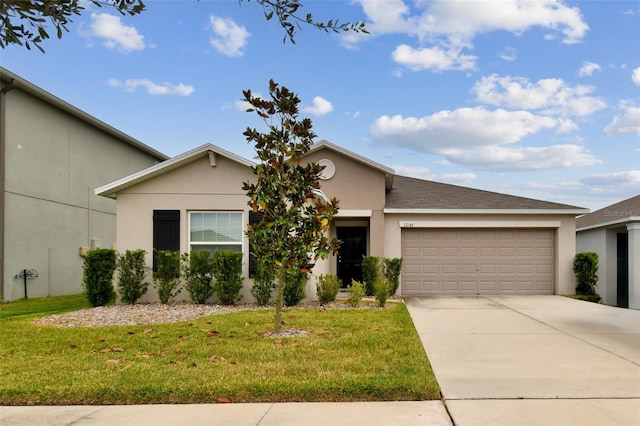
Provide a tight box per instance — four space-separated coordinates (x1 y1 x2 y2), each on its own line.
402 228 555 295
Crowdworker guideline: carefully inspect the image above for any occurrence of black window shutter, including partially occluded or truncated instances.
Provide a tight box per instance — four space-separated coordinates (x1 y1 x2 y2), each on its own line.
153 210 180 271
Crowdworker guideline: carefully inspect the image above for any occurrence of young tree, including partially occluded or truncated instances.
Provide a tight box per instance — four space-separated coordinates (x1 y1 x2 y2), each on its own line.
242 79 340 333
1 0 367 52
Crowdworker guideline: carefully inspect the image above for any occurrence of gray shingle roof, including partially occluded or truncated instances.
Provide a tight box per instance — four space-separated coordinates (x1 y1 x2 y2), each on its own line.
576 194 640 229
386 175 585 211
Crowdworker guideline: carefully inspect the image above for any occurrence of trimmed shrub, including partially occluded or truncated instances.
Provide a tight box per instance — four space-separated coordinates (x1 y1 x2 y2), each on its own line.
573 252 599 296
374 277 390 308
284 269 309 307
251 264 276 306
347 280 365 307
181 250 215 304
383 257 403 296
117 249 148 304
362 255 381 296
82 248 117 307
567 294 602 303
213 250 244 305
316 274 341 305
153 250 181 304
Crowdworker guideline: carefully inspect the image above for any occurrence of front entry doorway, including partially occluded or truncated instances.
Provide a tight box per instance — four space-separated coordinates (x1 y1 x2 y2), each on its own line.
337 227 367 288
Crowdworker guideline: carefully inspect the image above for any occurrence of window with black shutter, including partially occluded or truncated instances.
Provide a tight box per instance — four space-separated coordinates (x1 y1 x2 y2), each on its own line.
153 210 180 271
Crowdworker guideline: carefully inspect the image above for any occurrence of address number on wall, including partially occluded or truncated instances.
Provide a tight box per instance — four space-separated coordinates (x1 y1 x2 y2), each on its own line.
402 223 414 227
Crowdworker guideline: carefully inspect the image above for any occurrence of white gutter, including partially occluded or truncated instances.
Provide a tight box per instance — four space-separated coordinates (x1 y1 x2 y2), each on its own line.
383 208 590 215
576 216 640 232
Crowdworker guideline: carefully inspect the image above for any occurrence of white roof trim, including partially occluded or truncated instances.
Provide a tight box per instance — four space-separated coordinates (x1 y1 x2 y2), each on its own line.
384 208 590 215
576 216 640 232
336 209 373 217
96 143 255 198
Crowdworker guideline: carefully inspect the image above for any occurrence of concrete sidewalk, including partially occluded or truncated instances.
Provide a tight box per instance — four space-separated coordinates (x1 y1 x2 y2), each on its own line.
406 295 640 426
0 401 452 426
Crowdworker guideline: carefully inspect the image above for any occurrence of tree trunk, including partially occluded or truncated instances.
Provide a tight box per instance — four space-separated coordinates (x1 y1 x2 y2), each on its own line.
274 267 287 334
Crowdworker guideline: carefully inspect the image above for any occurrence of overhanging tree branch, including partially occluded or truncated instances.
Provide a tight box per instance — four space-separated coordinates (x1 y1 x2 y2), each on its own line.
1 0 367 52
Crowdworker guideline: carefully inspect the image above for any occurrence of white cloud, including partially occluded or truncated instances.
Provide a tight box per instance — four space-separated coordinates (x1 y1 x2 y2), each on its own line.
473 74 607 116
632 67 640 85
354 0 588 43
418 0 589 44
391 165 432 179
209 15 250 57
580 170 640 187
370 106 599 171
578 61 601 77
391 43 477 72
499 46 517 62
390 165 477 183
348 0 589 73
108 78 194 96
302 96 333 116
230 92 264 112
604 106 640 135
437 173 477 184
372 107 565 151
90 13 145 53
445 144 600 171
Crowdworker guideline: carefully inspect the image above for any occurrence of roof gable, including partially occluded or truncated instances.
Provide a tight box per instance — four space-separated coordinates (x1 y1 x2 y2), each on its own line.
386 175 587 213
96 144 255 198
576 194 640 230
309 140 395 190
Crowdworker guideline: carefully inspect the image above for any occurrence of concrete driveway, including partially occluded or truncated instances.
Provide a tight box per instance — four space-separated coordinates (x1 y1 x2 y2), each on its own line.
405 295 640 426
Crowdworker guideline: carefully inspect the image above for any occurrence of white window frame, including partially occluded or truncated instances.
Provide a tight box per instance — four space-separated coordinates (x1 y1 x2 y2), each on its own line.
188 211 244 254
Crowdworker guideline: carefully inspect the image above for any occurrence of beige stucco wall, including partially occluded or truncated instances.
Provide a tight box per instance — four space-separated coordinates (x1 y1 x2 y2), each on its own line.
115 154 255 303
384 213 579 296
3 87 162 300
113 147 389 303
304 148 387 257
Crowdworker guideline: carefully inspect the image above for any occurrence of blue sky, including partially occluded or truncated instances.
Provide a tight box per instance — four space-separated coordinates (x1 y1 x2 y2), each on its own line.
2 0 639 211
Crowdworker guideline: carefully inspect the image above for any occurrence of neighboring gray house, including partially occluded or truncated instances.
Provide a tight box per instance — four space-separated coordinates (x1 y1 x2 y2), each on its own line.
576 195 640 309
1 67 168 301
97 142 588 303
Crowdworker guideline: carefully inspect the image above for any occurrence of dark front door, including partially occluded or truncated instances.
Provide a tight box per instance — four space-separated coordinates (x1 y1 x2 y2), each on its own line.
617 233 629 308
337 227 367 288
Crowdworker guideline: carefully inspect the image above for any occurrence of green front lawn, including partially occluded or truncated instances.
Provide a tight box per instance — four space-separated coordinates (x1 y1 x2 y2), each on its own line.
0 295 439 405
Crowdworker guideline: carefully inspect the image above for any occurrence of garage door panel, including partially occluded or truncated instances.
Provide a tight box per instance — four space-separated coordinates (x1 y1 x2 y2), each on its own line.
478 264 496 273
479 281 497 291
401 228 555 296
403 247 420 257
404 263 420 274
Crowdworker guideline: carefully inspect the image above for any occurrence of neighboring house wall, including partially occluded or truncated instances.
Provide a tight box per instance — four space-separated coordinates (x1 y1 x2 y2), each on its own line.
575 228 619 305
1 70 166 301
630 223 640 310
576 195 639 309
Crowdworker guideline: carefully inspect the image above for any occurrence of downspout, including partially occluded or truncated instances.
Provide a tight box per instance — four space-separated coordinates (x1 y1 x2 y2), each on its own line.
88 186 92 247
0 78 18 300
